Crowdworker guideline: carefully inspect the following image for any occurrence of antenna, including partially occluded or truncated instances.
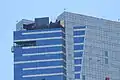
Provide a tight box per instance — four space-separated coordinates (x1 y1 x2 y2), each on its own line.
16 20 18 23
63 8 67 27
64 8 66 12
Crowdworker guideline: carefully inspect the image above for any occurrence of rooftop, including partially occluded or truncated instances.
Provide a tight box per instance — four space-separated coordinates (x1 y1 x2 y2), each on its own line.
16 17 64 31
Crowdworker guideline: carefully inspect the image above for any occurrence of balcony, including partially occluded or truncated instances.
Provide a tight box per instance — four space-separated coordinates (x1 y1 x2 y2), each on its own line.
13 41 36 48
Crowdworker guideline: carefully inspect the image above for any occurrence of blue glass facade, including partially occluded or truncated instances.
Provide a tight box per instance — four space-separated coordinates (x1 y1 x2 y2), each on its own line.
14 27 66 80
75 74 81 79
73 26 86 79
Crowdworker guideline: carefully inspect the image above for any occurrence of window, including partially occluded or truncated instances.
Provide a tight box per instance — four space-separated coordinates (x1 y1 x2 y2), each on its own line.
74 45 84 50
74 59 82 64
75 74 80 79
75 66 81 72
74 37 84 43
105 58 108 64
105 51 108 57
74 52 83 57
74 31 85 35
82 75 85 80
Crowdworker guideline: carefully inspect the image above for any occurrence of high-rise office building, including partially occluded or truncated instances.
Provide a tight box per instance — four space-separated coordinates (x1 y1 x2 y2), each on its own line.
13 18 66 80
13 12 120 80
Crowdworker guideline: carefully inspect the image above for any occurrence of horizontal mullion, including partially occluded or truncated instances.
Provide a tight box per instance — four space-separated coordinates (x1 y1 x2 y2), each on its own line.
74 72 81 74
22 66 66 70
74 57 82 60
22 51 63 56
22 44 62 49
22 73 65 78
74 64 82 67
74 43 84 45
74 50 84 52
74 35 85 38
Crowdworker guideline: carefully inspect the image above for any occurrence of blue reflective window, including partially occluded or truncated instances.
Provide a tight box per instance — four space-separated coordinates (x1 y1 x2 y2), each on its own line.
15 60 65 68
74 59 82 64
75 74 80 79
74 31 85 35
14 28 63 40
74 45 84 50
23 68 66 75
74 52 83 57
36 39 63 46
73 26 86 29
14 46 63 54
14 28 62 36
14 53 66 61
14 74 22 80
14 66 23 80
75 66 81 72
14 32 62 40
74 37 84 43
21 46 62 53
14 53 22 58
14 47 23 54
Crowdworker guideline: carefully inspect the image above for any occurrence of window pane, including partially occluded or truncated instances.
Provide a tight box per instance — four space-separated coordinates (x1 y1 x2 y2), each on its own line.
82 75 85 80
74 59 82 64
75 74 80 79
75 66 81 71
105 51 108 57
105 58 108 64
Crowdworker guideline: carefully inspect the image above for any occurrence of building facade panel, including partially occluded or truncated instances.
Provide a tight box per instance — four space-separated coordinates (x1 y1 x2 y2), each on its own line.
57 12 120 80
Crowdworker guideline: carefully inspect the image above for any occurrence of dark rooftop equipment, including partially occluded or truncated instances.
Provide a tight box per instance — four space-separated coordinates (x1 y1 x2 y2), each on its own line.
49 20 63 28
23 17 64 30
23 23 35 30
35 17 49 29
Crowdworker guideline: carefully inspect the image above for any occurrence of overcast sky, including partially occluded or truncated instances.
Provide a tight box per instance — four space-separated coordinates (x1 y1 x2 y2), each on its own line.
0 0 120 80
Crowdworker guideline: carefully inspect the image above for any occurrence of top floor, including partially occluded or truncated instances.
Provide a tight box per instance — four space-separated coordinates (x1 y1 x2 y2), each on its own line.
16 17 64 31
